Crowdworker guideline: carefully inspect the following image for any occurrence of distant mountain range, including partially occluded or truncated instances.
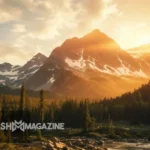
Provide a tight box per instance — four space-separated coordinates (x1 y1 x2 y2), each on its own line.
0 53 47 88
1 29 150 99
127 43 150 57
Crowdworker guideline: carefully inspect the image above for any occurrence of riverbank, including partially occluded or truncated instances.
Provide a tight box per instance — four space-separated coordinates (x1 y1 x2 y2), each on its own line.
106 142 150 150
1 136 150 150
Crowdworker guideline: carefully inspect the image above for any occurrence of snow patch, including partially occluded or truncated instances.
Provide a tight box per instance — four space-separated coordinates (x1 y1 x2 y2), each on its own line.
48 68 55 71
8 76 18 80
117 57 148 78
65 50 148 78
47 76 55 83
28 65 38 70
30 68 39 74
65 49 86 71
89 57 148 78
18 68 39 79
0 70 18 76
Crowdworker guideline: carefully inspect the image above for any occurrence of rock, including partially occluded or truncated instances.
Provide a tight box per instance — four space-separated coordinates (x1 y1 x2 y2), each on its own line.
73 140 85 147
47 140 55 150
30 141 41 146
42 145 47 149
71 145 84 150
42 142 47 146
96 148 108 150
62 146 70 150
85 144 94 149
53 137 60 142
101 138 108 141
89 147 106 150
67 142 73 147
54 142 66 149
106 140 114 144
22 143 30 147
97 140 104 146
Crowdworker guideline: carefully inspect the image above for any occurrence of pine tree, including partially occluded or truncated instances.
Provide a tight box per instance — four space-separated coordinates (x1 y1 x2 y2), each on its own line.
7 120 12 143
37 129 42 140
25 94 30 121
19 83 26 120
40 89 45 123
0 130 7 142
0 98 2 122
19 83 26 141
51 103 54 122
83 100 94 132
1 95 7 121
24 129 29 143
0 100 7 142
37 89 45 140
108 116 115 135
24 94 30 142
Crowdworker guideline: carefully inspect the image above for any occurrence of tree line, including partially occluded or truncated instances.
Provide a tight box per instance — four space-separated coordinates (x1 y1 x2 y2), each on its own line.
1 82 150 142
0 83 94 142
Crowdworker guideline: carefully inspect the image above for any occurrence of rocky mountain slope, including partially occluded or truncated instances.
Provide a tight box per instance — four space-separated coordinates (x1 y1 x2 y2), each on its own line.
24 30 149 99
1 29 150 99
0 53 47 87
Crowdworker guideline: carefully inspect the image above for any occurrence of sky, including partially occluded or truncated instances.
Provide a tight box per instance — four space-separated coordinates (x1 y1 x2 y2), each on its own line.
0 0 150 65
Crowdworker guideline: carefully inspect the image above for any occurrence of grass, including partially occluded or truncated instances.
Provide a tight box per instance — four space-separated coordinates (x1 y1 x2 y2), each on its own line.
95 122 150 139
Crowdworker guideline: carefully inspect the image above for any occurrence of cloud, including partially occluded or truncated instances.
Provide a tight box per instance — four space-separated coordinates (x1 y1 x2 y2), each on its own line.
0 0 120 64
136 23 147 28
12 24 27 33
0 0 22 23
0 42 30 65
0 0 119 37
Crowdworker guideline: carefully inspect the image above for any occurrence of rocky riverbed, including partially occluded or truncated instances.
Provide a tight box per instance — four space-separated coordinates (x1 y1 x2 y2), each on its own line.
40 137 150 150
44 137 107 150
106 142 150 150
5 137 150 150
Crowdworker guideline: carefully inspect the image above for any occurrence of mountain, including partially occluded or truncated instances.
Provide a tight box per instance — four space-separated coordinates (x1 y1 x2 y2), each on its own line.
25 30 149 99
0 53 47 87
127 44 150 76
1 30 150 99
127 43 150 58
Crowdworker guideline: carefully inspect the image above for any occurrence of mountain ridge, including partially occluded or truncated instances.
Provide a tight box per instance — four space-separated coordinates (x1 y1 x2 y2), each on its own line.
0 53 47 87
1 29 150 99
24 29 149 99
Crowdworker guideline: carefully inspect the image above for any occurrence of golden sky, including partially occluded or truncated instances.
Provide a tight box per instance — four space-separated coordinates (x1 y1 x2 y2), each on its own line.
0 0 150 65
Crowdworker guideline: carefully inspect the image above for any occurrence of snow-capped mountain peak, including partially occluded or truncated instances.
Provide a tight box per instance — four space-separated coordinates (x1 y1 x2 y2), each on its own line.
0 53 47 88
1 29 150 99
24 29 150 99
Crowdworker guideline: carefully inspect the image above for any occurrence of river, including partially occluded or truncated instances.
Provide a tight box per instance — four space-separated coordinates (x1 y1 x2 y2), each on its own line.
105 142 150 150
